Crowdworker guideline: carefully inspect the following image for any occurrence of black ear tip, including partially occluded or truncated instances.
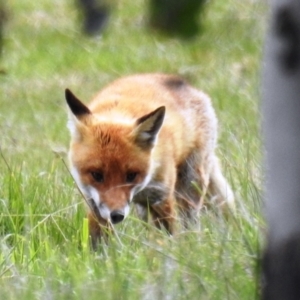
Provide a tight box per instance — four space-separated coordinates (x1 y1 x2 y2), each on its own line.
159 106 166 114
157 106 166 120
64 88 91 116
65 88 73 99
157 106 166 114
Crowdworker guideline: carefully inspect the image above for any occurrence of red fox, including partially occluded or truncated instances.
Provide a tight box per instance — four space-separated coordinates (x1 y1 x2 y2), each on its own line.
65 73 234 247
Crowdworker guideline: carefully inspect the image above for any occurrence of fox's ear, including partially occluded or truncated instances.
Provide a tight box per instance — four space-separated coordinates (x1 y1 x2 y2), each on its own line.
65 89 91 118
133 106 165 149
65 89 91 139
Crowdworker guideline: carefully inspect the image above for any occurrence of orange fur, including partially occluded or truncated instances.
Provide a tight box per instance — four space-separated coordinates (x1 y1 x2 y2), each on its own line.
66 73 234 247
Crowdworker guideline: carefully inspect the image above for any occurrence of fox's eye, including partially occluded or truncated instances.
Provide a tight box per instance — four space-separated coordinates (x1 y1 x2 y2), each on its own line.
126 172 138 183
91 171 104 183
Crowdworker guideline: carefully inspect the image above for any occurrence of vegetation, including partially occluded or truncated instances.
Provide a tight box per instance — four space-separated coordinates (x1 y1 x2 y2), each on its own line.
0 0 266 299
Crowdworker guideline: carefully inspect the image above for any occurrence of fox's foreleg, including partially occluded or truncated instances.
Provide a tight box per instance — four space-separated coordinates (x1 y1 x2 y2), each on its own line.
88 211 111 250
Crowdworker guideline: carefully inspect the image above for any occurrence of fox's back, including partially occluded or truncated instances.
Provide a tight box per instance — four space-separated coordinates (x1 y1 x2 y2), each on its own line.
88 74 217 161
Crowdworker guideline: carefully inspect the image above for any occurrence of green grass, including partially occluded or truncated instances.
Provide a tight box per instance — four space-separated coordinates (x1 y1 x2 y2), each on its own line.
0 0 266 299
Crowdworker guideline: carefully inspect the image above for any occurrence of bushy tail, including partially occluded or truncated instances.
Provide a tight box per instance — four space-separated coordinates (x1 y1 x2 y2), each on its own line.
208 157 235 213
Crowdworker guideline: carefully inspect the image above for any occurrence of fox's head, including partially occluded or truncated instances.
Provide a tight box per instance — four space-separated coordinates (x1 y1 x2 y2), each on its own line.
65 89 165 224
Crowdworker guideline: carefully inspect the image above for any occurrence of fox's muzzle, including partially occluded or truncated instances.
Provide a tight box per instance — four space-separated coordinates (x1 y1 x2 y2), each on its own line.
110 210 125 224
88 198 129 224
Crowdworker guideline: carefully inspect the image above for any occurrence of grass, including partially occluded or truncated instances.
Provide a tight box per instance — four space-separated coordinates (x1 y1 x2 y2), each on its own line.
0 0 266 299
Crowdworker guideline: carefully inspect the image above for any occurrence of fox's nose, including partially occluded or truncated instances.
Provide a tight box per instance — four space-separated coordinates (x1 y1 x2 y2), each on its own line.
110 210 125 224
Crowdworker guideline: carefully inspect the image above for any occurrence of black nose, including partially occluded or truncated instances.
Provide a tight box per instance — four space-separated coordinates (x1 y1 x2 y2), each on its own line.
110 210 125 224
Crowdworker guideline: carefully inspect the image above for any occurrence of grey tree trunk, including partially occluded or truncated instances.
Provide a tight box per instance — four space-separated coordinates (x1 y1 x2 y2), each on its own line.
262 0 300 299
